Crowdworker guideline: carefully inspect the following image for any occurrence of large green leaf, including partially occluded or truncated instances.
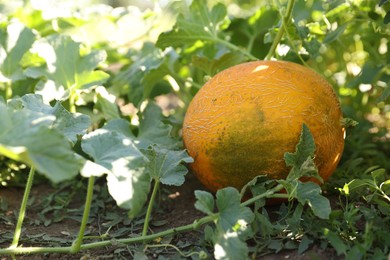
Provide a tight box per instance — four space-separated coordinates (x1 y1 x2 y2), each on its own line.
25 34 109 101
215 188 254 232
194 190 215 216
192 51 246 76
7 94 90 144
194 187 254 260
142 145 193 186
94 86 121 121
111 43 167 106
0 99 83 183
284 124 316 176
156 0 228 49
293 182 331 219
0 21 36 82
280 124 331 219
80 129 150 216
213 227 249 260
102 103 178 149
81 103 184 215
137 102 179 149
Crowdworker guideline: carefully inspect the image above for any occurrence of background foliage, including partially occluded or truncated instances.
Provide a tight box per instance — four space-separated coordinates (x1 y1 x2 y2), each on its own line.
0 0 389 259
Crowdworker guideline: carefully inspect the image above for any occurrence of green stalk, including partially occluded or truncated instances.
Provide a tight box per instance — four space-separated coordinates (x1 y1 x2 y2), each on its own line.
142 179 160 237
68 91 77 113
0 214 216 255
215 38 258 61
265 0 296 60
0 182 287 256
70 176 95 253
241 183 286 207
10 167 36 248
5 82 12 100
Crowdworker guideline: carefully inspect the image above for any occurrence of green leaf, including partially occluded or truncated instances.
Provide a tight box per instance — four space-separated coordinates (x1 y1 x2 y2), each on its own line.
25 34 109 101
0 100 83 182
239 175 268 198
194 187 254 259
293 182 331 219
213 227 249 260
323 228 347 255
216 187 254 232
103 119 136 139
0 21 36 82
347 62 384 87
111 43 166 106
298 235 313 254
137 102 178 149
80 102 181 215
284 124 320 181
94 86 121 120
192 51 246 76
284 124 315 169
323 23 347 44
7 94 90 144
379 0 389 7
80 128 150 216
156 0 228 49
341 179 376 196
194 190 215 215
377 83 390 102
384 11 390 24
102 103 178 150
142 144 193 186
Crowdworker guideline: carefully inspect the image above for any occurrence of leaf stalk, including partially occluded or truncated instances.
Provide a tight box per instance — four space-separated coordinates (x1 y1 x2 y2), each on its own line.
142 179 160 237
1 181 286 256
265 0 296 60
10 167 36 248
70 176 95 253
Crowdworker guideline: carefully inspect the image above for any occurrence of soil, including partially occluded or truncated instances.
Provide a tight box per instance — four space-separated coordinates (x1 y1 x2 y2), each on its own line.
0 174 335 259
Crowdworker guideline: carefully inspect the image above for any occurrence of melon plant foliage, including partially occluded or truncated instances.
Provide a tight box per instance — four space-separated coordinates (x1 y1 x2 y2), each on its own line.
0 0 389 259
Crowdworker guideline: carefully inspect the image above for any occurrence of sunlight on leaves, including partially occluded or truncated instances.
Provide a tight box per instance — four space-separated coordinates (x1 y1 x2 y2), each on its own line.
0 99 83 182
0 21 36 82
95 86 121 120
194 187 254 259
81 128 150 215
25 34 109 102
214 228 248 260
81 103 186 216
156 0 228 49
216 188 254 231
7 94 90 144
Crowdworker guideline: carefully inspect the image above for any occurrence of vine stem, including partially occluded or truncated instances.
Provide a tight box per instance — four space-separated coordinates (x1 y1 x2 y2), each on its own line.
142 179 160 237
1 182 285 255
265 0 296 60
241 183 286 207
10 167 36 248
0 214 217 255
214 38 258 61
70 176 95 253
143 243 204 258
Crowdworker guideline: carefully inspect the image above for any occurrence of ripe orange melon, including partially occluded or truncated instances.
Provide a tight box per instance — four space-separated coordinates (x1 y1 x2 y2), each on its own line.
182 60 345 193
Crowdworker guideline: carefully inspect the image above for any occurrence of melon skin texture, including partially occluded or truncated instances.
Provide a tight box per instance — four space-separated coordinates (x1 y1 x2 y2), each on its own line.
182 60 345 193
